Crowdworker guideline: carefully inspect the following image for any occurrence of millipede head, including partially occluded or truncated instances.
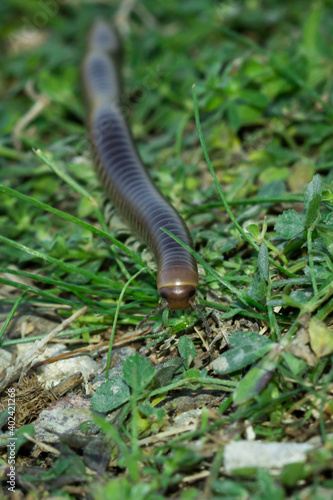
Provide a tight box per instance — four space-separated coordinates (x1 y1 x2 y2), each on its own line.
159 285 196 311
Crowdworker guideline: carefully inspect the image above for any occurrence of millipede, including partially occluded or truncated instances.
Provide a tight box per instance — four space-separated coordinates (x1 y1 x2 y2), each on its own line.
82 20 199 314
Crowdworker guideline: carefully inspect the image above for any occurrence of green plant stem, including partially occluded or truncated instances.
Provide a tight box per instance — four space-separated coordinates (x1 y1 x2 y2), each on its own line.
283 277 333 344
93 414 139 482
266 279 279 341
147 376 237 400
0 183 146 269
185 196 304 211
0 290 28 342
304 278 333 314
0 267 119 300
0 275 78 308
35 148 110 234
316 297 333 321
106 268 146 380
0 234 115 287
199 299 268 321
0 325 108 346
192 85 297 279
307 226 318 295
130 385 139 459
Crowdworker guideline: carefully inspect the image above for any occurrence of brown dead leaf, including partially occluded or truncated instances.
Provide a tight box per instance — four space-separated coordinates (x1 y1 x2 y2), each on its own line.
287 327 317 366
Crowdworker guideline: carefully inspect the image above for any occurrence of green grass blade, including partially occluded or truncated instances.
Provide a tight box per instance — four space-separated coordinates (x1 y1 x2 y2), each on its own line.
0 267 118 300
0 325 108 346
192 84 297 279
0 290 28 342
106 268 146 380
0 276 78 308
35 148 110 233
0 183 146 269
0 234 115 287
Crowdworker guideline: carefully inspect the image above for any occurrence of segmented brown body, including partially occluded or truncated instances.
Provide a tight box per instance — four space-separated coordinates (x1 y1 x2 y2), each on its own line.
82 21 198 310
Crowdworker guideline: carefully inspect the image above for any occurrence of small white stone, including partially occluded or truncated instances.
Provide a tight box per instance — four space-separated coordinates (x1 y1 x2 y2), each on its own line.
173 409 202 426
37 355 99 390
224 440 314 474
